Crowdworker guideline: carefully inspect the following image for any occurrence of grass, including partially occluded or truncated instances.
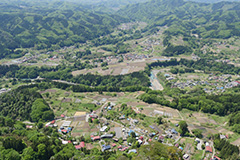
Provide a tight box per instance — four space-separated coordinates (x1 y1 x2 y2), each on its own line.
72 129 84 133
192 150 203 159
229 133 240 143
209 114 228 125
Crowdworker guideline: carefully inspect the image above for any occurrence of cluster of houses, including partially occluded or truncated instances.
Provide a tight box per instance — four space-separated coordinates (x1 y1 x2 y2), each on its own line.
170 74 240 93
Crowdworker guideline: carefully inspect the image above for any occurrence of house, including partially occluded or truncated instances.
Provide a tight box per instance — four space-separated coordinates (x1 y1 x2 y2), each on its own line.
102 145 111 152
100 126 108 132
220 135 226 139
149 125 155 129
159 136 164 141
138 140 143 144
213 156 221 160
61 114 65 118
118 145 122 149
128 149 137 154
139 136 144 141
195 138 200 143
132 119 139 123
206 146 212 153
112 143 116 147
92 136 101 141
50 120 55 124
179 146 183 151
101 134 113 139
121 147 129 151
170 129 178 134
61 130 68 134
89 114 98 119
113 138 119 142
75 142 85 149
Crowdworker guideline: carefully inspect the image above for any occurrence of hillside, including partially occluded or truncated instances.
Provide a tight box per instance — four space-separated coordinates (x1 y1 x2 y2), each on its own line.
0 1 128 59
118 0 240 39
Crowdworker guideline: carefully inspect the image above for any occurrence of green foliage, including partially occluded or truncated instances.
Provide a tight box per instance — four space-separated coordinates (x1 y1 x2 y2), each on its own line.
0 88 46 121
0 1 127 58
133 141 182 160
192 129 203 138
30 99 54 122
155 116 164 125
118 0 240 41
214 134 239 159
179 121 189 136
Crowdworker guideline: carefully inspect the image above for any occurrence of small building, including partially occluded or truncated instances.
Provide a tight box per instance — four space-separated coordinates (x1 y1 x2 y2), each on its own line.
118 145 122 149
121 147 129 151
26 125 33 129
50 120 55 124
113 138 119 142
138 140 143 144
220 135 226 139
101 134 113 139
195 138 200 143
61 114 65 118
100 126 108 132
206 146 212 153
102 145 111 152
132 119 139 123
128 149 137 154
89 114 98 119
139 136 144 140
179 146 183 151
112 143 116 147
171 129 178 134
92 136 101 141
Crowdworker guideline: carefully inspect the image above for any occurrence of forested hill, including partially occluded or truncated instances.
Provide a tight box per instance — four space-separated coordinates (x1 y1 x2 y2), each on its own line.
0 1 128 59
185 0 240 3
118 0 240 38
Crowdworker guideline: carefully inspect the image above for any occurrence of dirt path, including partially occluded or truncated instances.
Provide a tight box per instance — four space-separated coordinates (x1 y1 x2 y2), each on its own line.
150 70 164 91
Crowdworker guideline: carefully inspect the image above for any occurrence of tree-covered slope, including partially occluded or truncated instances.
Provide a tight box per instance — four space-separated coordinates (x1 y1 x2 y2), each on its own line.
0 1 128 59
118 0 240 39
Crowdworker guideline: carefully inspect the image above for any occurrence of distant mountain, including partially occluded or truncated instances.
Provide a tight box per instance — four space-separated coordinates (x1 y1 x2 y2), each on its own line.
0 1 128 59
185 0 240 3
118 0 240 38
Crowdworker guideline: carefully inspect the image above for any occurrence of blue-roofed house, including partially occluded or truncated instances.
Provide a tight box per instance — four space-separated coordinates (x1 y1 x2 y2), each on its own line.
102 145 111 152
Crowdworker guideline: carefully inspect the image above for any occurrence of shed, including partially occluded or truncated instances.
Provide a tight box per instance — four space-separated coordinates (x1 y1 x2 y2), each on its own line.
128 149 137 154
101 134 113 138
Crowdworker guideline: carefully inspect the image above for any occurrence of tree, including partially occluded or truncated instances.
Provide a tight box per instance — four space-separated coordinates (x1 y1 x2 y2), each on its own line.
37 144 47 160
155 116 163 125
21 147 37 160
179 121 189 136
93 119 99 124
192 129 203 138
